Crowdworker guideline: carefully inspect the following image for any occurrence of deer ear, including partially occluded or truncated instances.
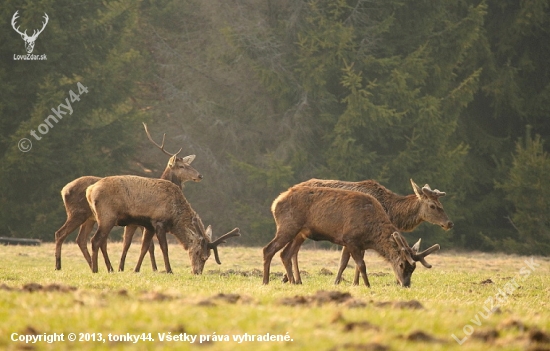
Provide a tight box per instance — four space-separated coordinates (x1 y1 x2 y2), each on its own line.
410 179 423 200
180 155 196 165
205 225 212 241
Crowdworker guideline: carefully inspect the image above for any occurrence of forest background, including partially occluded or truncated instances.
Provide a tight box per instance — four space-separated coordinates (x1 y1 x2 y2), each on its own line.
1 0 549 255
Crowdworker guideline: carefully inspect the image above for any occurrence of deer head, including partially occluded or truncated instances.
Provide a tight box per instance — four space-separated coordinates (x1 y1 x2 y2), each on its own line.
188 214 240 274
391 232 440 287
12 11 49 54
168 154 203 183
410 179 453 230
143 122 203 183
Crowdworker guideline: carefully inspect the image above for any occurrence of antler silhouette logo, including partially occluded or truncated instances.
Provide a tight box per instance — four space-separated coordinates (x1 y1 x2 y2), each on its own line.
11 11 49 54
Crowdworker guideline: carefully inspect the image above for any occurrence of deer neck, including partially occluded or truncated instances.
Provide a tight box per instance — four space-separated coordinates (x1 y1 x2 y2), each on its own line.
159 191 196 249
160 167 182 189
171 210 199 250
372 229 402 264
381 194 424 232
351 181 422 232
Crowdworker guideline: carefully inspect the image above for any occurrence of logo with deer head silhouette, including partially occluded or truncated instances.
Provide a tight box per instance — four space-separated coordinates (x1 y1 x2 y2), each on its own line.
11 11 49 54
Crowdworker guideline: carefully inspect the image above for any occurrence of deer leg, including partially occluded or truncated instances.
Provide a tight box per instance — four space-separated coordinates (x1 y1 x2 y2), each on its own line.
134 228 155 273
335 246 352 285
75 219 96 269
290 240 302 285
281 230 308 284
280 244 296 284
54 214 89 270
154 225 172 274
148 233 158 272
262 226 298 285
347 246 370 288
90 220 116 273
352 249 366 285
119 224 138 272
99 238 113 273
281 242 292 283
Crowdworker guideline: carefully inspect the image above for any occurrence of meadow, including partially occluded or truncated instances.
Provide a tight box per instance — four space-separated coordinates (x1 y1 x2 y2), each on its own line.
0 242 549 350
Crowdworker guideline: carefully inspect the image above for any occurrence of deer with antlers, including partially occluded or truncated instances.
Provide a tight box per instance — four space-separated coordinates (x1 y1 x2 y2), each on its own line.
282 178 452 284
11 11 49 54
54 123 202 272
86 176 240 274
263 186 440 287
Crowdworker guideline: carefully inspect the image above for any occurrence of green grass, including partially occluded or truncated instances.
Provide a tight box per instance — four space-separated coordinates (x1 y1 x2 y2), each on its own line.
0 242 549 350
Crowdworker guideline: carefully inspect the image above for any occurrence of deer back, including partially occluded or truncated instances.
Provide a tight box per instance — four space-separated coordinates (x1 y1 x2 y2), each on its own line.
61 176 102 217
86 176 190 224
297 178 453 231
272 186 397 246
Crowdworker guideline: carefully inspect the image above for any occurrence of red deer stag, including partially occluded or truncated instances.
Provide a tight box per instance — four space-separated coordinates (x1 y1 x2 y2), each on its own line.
54 123 202 272
263 186 440 287
118 123 204 272
86 176 240 274
282 178 452 284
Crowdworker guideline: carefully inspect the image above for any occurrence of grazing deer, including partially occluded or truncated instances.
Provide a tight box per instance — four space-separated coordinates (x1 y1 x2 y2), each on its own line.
282 178 452 284
54 123 202 271
86 176 240 274
263 186 440 287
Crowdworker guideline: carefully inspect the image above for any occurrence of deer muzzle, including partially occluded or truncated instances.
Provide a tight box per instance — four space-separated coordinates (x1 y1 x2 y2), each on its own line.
442 221 454 230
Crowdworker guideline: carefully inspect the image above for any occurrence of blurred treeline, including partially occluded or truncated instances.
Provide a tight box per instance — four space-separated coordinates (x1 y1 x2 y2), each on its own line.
1 0 549 254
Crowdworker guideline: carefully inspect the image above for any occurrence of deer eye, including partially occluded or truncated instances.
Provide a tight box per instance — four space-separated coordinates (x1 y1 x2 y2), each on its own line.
430 204 436 209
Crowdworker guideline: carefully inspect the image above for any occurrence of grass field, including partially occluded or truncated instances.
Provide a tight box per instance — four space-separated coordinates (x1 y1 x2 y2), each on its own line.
0 242 549 350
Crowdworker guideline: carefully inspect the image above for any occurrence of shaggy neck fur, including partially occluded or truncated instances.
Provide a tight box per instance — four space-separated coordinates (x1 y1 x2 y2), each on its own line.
166 193 202 250
371 230 402 265
381 194 423 232
160 167 182 188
